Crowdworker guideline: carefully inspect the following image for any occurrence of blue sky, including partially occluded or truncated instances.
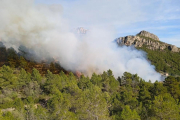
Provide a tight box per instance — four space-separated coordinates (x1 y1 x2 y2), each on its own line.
35 0 180 47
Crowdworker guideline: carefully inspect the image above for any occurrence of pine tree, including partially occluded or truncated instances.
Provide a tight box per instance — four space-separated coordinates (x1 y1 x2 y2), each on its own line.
120 105 140 120
151 93 180 119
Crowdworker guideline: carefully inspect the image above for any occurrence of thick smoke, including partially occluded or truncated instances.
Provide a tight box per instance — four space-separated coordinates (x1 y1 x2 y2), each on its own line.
0 0 162 82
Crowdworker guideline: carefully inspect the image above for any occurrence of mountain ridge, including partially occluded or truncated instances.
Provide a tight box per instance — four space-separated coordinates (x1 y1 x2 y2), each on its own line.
116 30 180 76
116 30 179 52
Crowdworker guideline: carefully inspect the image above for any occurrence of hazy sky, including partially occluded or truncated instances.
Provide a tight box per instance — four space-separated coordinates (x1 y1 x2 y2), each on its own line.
35 0 180 47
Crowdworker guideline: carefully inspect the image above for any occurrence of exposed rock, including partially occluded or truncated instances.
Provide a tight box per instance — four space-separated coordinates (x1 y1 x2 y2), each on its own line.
77 27 88 34
1 108 15 112
116 31 179 52
168 45 179 52
137 30 159 41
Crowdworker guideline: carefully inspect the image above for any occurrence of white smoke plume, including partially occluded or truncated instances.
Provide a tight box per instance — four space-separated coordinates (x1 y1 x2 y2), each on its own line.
0 0 162 82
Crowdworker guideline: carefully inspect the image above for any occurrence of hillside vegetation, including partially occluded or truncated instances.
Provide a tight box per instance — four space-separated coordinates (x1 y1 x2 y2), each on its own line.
0 42 66 75
0 65 180 120
138 46 180 76
117 30 180 76
1 32 180 119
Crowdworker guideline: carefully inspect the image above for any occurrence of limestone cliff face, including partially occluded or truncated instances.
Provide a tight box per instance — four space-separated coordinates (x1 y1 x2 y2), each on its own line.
137 30 159 41
116 31 179 52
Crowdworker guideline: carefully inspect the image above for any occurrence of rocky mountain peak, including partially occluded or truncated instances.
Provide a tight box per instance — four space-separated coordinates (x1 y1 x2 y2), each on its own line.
137 30 159 41
77 27 88 34
116 31 179 52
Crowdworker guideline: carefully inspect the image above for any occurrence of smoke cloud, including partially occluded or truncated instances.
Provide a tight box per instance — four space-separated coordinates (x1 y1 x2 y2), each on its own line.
0 0 162 82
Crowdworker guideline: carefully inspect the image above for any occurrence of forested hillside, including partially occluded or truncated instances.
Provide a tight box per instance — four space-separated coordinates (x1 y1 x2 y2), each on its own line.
117 31 180 76
0 42 66 75
138 46 180 76
1 33 180 119
0 65 180 120
0 0 180 119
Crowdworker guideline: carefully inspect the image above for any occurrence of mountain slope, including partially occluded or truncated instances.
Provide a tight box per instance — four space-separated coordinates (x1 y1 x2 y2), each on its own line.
0 42 67 75
116 31 180 76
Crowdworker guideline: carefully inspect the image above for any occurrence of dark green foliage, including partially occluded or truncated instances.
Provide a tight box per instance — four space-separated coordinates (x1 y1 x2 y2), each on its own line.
7 48 19 68
18 68 31 88
0 65 18 89
151 93 180 120
0 111 16 120
101 70 119 93
19 56 28 69
0 45 68 76
137 45 180 76
0 65 180 120
31 68 42 84
78 75 92 90
90 73 102 87
164 76 180 99
44 70 63 94
150 81 167 98
120 105 140 120
0 42 7 63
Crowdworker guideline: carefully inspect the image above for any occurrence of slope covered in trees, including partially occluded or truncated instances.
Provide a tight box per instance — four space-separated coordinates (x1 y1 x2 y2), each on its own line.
137 45 180 76
0 65 180 120
117 31 180 76
1 34 180 119
0 42 67 75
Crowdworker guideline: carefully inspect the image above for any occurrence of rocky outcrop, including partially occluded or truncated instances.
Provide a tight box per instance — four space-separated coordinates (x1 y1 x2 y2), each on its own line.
168 45 179 52
77 27 88 34
137 30 159 41
116 31 179 52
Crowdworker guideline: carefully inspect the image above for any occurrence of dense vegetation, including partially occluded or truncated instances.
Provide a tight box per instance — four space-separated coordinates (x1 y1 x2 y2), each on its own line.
0 42 66 75
138 46 180 76
0 64 180 120
1 40 180 119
